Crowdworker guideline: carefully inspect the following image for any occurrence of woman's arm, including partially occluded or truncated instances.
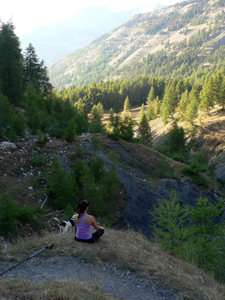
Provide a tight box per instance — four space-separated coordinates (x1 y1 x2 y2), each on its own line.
91 216 104 230
74 213 80 223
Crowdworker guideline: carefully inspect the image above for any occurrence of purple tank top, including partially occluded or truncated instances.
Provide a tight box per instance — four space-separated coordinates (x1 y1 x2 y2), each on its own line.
76 214 92 240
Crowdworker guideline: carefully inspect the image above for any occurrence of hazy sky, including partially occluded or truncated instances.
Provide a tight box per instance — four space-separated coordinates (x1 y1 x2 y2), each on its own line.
1 0 185 36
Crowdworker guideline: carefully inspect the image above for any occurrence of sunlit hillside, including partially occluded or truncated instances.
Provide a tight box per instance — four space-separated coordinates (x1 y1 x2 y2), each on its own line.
49 0 225 88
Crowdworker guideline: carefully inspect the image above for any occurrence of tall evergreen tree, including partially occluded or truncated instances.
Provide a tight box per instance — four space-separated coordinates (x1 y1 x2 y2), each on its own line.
199 75 215 111
147 86 155 103
89 102 104 133
146 96 161 121
0 21 23 104
137 112 153 146
123 96 131 111
160 83 179 124
215 72 225 109
139 103 145 123
176 89 189 121
23 43 53 96
185 87 199 125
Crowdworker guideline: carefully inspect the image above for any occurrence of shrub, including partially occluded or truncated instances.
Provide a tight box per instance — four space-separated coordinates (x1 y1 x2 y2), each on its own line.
0 94 25 139
150 190 189 253
73 159 88 186
184 197 225 280
181 162 209 185
63 119 78 142
150 191 225 282
45 156 78 209
89 156 104 181
90 136 102 152
29 155 46 167
0 194 41 237
217 177 225 185
0 194 20 236
74 145 84 158
157 123 186 162
18 205 40 225
35 131 49 147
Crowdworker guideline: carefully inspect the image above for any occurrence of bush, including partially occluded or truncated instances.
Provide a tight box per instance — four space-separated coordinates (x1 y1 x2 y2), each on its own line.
29 155 46 167
0 94 25 139
35 131 49 147
217 177 225 185
181 162 209 185
89 156 104 181
0 194 41 237
73 159 89 186
45 156 78 209
150 190 189 253
74 145 84 158
63 119 78 142
150 191 225 282
18 205 40 225
0 194 20 236
157 123 186 162
184 197 225 279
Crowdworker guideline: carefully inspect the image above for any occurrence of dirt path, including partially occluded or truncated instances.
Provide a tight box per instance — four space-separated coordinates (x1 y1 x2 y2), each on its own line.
1 255 181 300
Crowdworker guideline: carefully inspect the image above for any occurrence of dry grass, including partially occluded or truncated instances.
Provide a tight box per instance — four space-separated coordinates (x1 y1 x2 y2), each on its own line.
0 278 116 300
1 228 225 300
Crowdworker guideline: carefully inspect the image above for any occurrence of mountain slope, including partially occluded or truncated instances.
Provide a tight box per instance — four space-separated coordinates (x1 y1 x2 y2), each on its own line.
49 0 225 88
20 6 140 66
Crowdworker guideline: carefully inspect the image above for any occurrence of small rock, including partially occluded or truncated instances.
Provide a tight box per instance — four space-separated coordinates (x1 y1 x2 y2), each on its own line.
0 141 17 150
53 217 60 222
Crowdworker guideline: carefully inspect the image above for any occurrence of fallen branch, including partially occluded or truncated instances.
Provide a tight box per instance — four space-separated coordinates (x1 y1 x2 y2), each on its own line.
41 194 48 209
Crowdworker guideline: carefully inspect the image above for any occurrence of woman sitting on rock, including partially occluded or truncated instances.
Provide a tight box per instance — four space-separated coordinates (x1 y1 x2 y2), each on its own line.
74 200 104 243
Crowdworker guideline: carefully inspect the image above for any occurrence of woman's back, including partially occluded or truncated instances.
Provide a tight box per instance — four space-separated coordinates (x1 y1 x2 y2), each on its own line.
76 214 92 240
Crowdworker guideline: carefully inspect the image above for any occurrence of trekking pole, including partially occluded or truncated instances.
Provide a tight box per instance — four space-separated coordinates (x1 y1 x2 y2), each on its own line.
0 243 53 277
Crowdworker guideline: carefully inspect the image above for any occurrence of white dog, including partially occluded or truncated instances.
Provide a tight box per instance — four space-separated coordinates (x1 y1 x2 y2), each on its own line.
59 215 75 235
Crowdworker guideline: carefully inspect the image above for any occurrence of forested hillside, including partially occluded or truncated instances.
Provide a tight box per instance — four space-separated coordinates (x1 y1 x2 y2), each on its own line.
20 6 140 66
49 0 225 88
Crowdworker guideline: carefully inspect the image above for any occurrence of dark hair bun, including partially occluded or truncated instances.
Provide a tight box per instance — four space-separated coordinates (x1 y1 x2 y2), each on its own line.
77 200 89 215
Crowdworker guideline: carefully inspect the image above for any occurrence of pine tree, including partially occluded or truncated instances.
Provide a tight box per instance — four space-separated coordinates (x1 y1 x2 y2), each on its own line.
138 103 145 123
150 190 189 253
119 114 135 142
147 86 155 103
216 72 225 108
187 197 225 272
160 83 179 124
159 122 186 161
146 101 154 121
90 103 104 133
185 88 199 125
199 75 215 112
146 96 161 121
123 96 131 111
176 89 189 121
23 43 53 96
137 112 153 146
106 108 115 134
0 21 23 104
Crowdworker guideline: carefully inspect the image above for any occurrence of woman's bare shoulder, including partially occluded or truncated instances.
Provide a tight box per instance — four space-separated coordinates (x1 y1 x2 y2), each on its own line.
86 214 95 220
74 214 80 223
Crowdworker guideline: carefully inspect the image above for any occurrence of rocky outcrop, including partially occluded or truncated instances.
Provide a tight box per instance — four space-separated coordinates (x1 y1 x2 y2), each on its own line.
117 167 221 236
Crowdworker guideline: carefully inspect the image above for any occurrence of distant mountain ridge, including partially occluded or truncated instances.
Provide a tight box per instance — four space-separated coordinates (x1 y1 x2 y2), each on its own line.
20 6 141 66
48 0 225 88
